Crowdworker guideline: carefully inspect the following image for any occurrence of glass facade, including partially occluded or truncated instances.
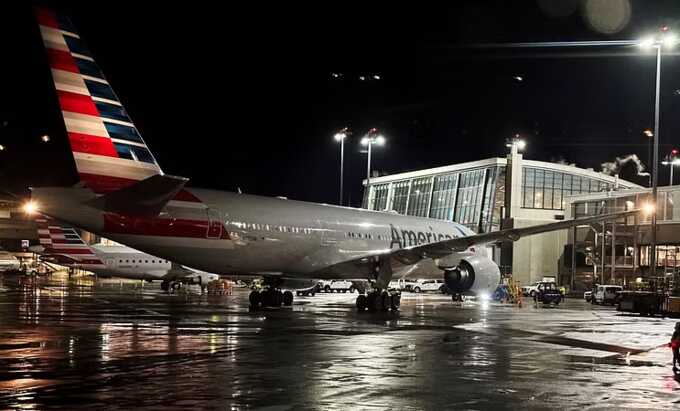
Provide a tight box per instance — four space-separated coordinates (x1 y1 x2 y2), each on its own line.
573 191 676 224
521 167 617 210
364 165 505 233
368 184 390 211
569 188 680 274
429 174 458 221
391 181 410 214
406 177 433 217
363 160 636 234
455 169 487 231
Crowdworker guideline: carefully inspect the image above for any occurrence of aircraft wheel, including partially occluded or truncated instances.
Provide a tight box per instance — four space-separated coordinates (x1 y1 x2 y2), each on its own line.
414 287 421 293
356 294 367 311
366 292 377 311
249 290 261 309
390 294 401 311
264 289 274 307
283 290 294 306
380 291 392 311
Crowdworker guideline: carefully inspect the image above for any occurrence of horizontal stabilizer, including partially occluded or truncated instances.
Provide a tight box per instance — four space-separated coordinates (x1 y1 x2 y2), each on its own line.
87 174 188 216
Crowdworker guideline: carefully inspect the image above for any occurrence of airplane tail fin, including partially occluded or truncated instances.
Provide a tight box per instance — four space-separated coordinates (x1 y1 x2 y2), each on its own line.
34 7 163 194
86 174 188 217
35 215 104 265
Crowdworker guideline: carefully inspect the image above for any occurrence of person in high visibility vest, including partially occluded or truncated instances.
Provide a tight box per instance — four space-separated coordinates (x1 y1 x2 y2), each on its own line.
670 322 680 374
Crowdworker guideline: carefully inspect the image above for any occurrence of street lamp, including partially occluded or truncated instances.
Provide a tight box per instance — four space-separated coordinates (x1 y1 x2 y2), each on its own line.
22 201 39 215
505 134 526 154
643 129 653 186
639 26 677 278
661 149 680 186
361 128 385 188
333 128 349 206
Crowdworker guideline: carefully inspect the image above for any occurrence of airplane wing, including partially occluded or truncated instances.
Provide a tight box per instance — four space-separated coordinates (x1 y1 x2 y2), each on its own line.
392 209 639 263
317 209 639 277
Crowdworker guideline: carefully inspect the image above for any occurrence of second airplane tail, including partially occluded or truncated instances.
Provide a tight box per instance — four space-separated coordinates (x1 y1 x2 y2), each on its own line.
36 215 104 266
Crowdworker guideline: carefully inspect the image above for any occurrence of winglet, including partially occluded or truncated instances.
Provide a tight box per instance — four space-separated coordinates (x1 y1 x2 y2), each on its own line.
87 174 189 216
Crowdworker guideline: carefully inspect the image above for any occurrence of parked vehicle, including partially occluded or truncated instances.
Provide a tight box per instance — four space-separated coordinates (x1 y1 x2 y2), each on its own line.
412 279 447 293
522 282 540 297
583 290 593 303
0 251 21 272
593 285 623 305
388 279 417 291
523 278 558 298
296 283 319 297
318 280 356 293
533 282 562 306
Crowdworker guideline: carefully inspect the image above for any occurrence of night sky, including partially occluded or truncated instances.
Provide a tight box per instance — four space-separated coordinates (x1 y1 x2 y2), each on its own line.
1 1 680 206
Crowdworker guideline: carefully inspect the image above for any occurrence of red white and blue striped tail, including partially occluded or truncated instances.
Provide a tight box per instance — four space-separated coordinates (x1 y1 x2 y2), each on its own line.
35 7 162 195
36 216 105 266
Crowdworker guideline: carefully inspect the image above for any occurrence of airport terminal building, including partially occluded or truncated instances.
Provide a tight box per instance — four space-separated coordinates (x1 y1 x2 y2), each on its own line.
362 147 642 286
564 185 680 290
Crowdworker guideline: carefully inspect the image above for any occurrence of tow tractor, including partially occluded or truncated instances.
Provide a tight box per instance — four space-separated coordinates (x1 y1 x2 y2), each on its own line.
533 281 562 306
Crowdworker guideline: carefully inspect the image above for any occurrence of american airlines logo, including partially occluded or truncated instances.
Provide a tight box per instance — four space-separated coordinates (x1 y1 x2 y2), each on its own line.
390 224 457 249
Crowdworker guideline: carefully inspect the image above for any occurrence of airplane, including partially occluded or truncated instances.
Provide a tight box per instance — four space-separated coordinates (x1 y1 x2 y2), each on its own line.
28 7 639 311
35 216 218 290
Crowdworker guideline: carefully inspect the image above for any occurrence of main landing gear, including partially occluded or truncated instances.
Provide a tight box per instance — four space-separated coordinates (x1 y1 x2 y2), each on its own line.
161 280 182 292
249 289 294 309
355 290 401 312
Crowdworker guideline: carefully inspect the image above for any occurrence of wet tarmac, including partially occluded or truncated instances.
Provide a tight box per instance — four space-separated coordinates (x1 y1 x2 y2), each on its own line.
1 272 679 410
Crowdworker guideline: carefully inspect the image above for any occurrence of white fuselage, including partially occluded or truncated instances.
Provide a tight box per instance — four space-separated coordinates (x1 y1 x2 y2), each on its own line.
84 244 173 280
35 187 491 282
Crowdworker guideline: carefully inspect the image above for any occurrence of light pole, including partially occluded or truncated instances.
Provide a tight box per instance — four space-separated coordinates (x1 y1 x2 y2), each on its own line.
639 27 677 278
661 149 680 186
643 129 654 187
334 128 349 206
361 128 386 188
505 134 526 155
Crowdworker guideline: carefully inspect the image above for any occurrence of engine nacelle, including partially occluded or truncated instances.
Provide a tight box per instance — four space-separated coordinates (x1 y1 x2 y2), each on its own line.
443 255 500 295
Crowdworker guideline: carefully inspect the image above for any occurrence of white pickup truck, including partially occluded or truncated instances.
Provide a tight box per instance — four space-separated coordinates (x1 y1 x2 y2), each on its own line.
318 280 356 293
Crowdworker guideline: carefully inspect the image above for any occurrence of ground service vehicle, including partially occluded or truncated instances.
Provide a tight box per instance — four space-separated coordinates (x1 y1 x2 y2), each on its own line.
533 282 562 305
594 285 623 305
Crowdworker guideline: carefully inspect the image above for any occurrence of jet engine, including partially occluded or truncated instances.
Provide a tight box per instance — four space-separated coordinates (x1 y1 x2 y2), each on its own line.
443 255 500 295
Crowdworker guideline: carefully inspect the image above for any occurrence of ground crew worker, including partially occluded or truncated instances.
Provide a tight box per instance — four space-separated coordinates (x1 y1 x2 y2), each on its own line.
670 322 680 374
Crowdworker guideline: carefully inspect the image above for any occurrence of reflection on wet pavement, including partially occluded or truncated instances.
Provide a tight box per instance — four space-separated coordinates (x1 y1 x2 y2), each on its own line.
1 271 679 409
